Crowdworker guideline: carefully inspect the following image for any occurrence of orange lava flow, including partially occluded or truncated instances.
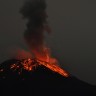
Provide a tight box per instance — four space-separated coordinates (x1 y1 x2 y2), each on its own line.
9 47 70 77
37 59 69 77
10 58 69 77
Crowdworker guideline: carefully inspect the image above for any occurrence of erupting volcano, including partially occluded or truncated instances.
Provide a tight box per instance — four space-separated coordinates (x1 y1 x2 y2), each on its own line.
0 0 69 78
19 0 69 77
0 0 96 96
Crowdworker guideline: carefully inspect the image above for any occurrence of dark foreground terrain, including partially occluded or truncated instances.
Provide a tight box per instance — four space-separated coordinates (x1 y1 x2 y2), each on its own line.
0 59 96 96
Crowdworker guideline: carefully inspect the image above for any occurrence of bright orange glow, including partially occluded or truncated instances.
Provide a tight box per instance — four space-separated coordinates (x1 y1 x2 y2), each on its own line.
10 58 69 77
10 47 69 77
0 47 69 77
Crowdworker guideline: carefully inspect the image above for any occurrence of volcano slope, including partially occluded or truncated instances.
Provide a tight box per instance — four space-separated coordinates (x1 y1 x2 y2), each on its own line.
0 59 96 96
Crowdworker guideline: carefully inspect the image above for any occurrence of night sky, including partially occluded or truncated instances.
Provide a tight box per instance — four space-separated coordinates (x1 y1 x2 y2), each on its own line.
0 0 96 85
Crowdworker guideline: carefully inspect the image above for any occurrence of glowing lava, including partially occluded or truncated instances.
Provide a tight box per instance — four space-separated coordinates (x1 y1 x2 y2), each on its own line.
10 58 69 77
9 47 69 77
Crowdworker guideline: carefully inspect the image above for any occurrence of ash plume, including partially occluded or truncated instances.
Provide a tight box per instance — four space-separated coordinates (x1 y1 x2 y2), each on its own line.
20 0 51 59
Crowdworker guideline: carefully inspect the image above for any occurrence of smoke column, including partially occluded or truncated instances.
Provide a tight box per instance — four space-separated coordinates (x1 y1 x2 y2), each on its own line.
20 0 51 61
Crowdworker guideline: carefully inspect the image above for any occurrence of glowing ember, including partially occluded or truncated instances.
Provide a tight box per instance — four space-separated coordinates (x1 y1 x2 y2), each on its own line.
10 58 69 77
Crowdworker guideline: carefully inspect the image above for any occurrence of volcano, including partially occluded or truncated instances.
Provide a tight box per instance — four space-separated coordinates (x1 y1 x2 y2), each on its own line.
0 59 96 96
0 0 96 95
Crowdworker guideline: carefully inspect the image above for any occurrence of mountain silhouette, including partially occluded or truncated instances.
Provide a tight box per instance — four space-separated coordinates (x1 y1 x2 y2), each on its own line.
0 59 96 96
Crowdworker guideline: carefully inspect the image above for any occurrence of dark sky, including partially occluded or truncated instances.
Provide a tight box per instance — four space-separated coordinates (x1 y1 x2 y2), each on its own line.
0 0 96 85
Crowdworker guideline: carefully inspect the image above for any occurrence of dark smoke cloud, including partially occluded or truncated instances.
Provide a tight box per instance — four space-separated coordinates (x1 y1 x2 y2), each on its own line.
20 0 51 58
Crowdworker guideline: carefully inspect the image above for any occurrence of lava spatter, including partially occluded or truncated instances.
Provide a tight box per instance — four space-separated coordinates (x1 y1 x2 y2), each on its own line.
9 58 69 77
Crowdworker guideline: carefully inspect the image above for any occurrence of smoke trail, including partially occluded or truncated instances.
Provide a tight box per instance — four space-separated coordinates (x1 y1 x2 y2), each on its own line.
20 0 51 60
